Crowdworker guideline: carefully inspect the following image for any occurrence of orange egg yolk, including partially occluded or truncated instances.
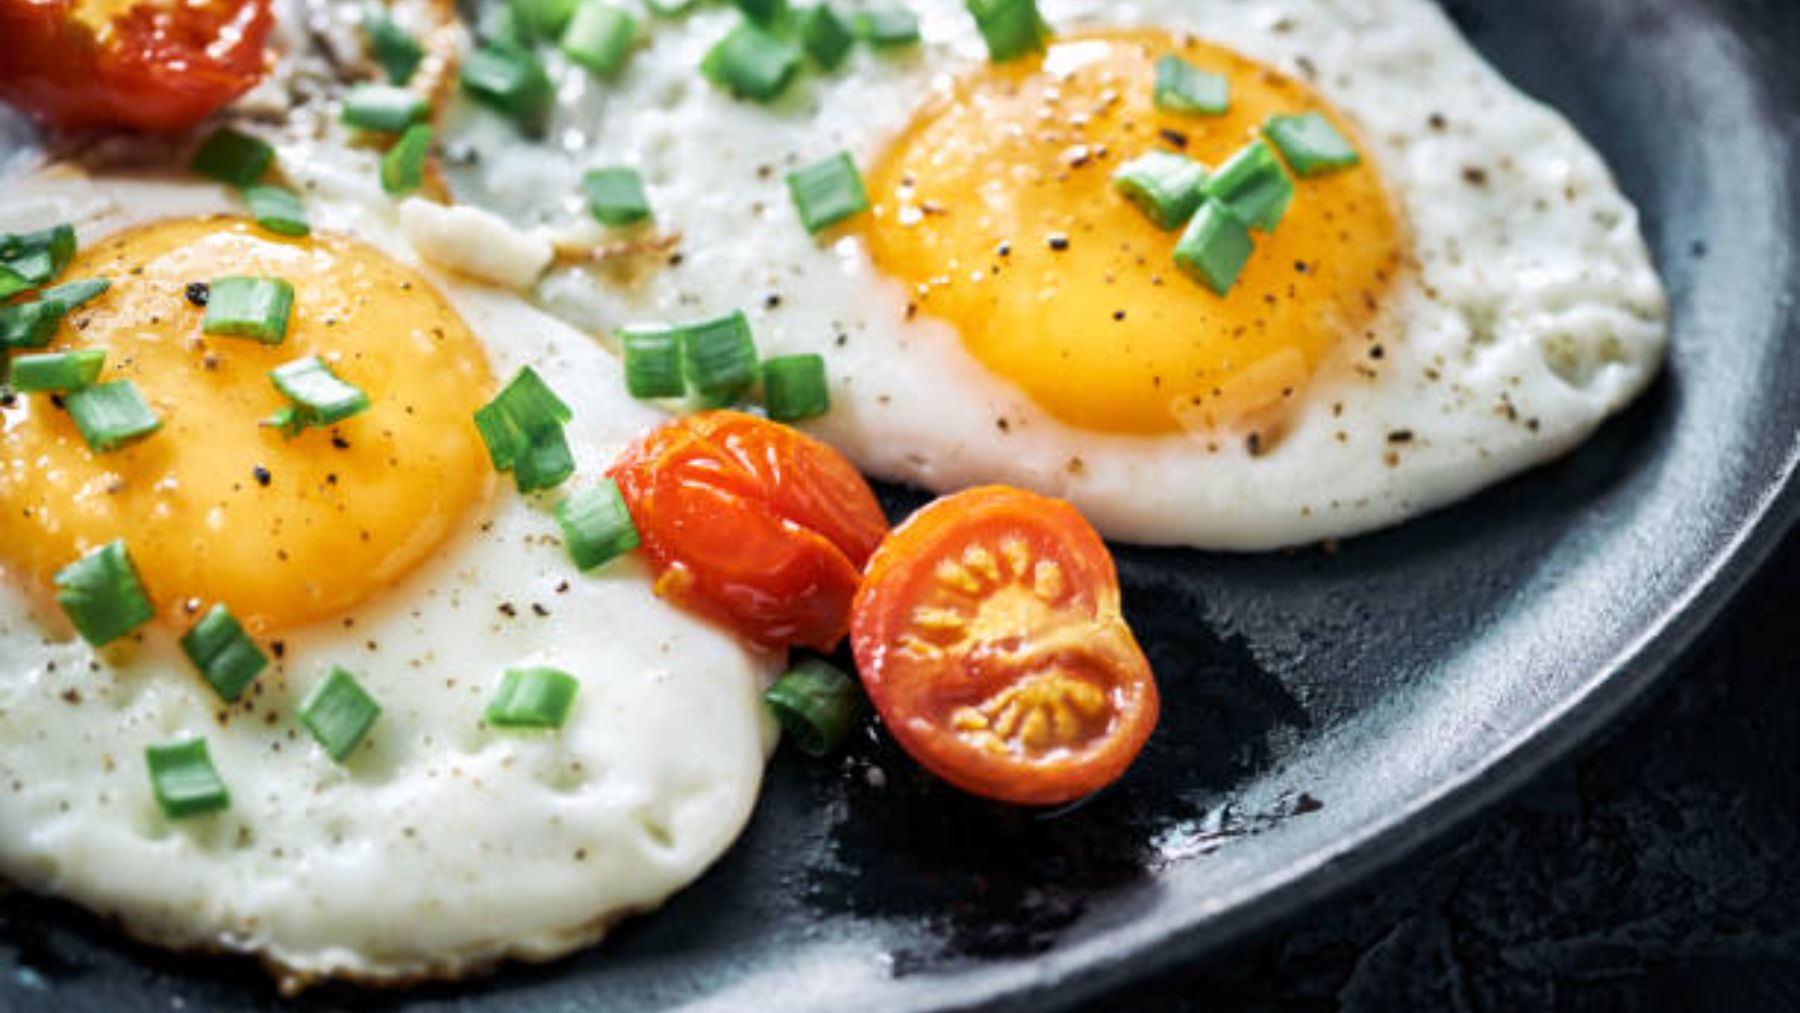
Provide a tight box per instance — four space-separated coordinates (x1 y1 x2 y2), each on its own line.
861 29 1406 436
0 217 496 636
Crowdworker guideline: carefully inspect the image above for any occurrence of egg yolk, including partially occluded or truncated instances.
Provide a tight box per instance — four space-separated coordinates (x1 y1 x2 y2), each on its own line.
0 217 496 635
861 29 1405 436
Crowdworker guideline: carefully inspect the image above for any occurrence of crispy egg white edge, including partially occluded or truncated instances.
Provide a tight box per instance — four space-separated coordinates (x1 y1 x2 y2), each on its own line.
0 167 782 985
448 0 1668 550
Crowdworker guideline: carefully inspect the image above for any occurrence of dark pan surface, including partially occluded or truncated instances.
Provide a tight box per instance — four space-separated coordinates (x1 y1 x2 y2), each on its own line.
4 0 1799 1009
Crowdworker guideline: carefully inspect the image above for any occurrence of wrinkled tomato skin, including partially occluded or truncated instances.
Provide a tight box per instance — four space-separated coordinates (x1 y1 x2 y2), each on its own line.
0 0 273 133
609 411 889 653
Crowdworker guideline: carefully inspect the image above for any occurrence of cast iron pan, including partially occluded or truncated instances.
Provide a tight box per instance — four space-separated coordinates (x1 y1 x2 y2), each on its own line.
3 0 1798 1008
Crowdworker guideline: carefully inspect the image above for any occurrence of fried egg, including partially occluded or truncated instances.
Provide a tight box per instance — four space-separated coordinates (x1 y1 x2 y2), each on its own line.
452 0 1667 550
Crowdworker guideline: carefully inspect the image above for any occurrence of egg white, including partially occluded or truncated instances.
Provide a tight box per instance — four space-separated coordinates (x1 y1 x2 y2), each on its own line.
444 0 1668 550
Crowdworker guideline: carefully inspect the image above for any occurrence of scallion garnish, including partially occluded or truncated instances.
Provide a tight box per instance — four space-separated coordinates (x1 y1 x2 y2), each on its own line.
298 666 383 762
646 0 698 14
583 166 652 225
191 128 275 187
561 0 638 75
66 380 161 452
680 310 759 404
966 0 1050 62
852 7 920 46
342 84 431 132
1264 111 1362 176
473 366 577 492
556 480 641 571
461 43 554 131
54 539 155 647
1174 197 1254 295
40 277 109 311
0 301 67 350
243 184 311 238
1112 151 1209 230
381 123 434 196
621 325 685 398
702 22 802 102
763 656 866 756
179 604 269 702
486 667 581 728
786 151 870 233
761 353 830 421
0 224 76 299
797 5 854 69
731 0 784 23
202 276 295 344
363 2 426 83
1154 54 1229 116
1202 139 1294 233
511 0 579 38
8 349 105 393
146 739 230 819
268 356 371 435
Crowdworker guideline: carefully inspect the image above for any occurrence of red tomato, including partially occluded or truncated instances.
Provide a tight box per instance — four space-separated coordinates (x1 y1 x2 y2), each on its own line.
608 410 889 653
851 486 1159 806
0 0 274 133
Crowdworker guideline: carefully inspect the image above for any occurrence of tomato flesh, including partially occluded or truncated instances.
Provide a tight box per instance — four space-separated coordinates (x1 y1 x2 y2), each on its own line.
852 486 1159 806
609 410 889 652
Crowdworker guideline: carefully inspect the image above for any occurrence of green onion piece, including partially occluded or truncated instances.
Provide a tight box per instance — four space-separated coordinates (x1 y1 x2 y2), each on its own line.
556 480 641 571
731 0 784 23
561 1 637 75
583 167 652 226
646 0 697 14
40 276 109 311
702 22 802 102
145 739 230 819
1202 139 1294 233
763 656 865 757
179 604 269 702
1264 111 1361 176
1154 54 1229 116
852 7 920 46
510 0 578 38
486 667 581 728
54 539 155 647
66 380 161 453
473 366 577 492
966 0 1050 62
761 353 829 421
680 311 759 404
342 84 431 132
1111 151 1209 231
478 3 527 45
243 184 311 238
9 349 105 393
202 276 294 344
1174 198 1254 296
363 2 426 83
461 43 554 131
190 128 275 187
270 356 370 432
0 301 67 350
298 666 383 762
0 224 77 298
797 5 853 69
514 426 576 492
381 123 434 196
786 151 870 233
620 325 684 398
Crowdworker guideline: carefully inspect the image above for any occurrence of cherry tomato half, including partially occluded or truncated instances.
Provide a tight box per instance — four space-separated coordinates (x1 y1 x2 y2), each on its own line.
0 0 274 133
851 486 1159 806
608 410 889 653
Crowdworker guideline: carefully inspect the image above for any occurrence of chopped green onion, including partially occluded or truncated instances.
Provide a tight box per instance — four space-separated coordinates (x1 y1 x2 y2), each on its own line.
702 22 802 102
0 301 66 350
363 2 426 83
0 224 76 299
478 3 526 45
761 353 829 421
515 427 576 492
1154 54 1229 116
66 380 161 453
1174 197 1254 296
243 184 311 238
461 43 554 131
298 666 383 762
381 123 434 196
966 0 1050 62
679 311 759 404
342 84 431 132
561 1 637 75
473 366 577 492
8 349 105 393
786 151 869 233
179 604 268 703
731 0 784 23
486 667 580 728
620 325 684 398
511 0 578 38
583 167 652 226
1202 139 1293 233
1112 151 1209 230
190 128 275 187
556 480 640 570
202 276 295 344
797 5 853 69
269 356 371 433
40 276 109 311
145 739 230 819
54 539 155 647
646 0 698 14
1264 111 1362 176
852 7 920 46
763 656 865 757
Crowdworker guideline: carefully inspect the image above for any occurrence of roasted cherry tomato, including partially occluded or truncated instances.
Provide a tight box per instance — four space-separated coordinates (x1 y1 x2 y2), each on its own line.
0 0 273 133
609 410 889 652
851 486 1158 806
